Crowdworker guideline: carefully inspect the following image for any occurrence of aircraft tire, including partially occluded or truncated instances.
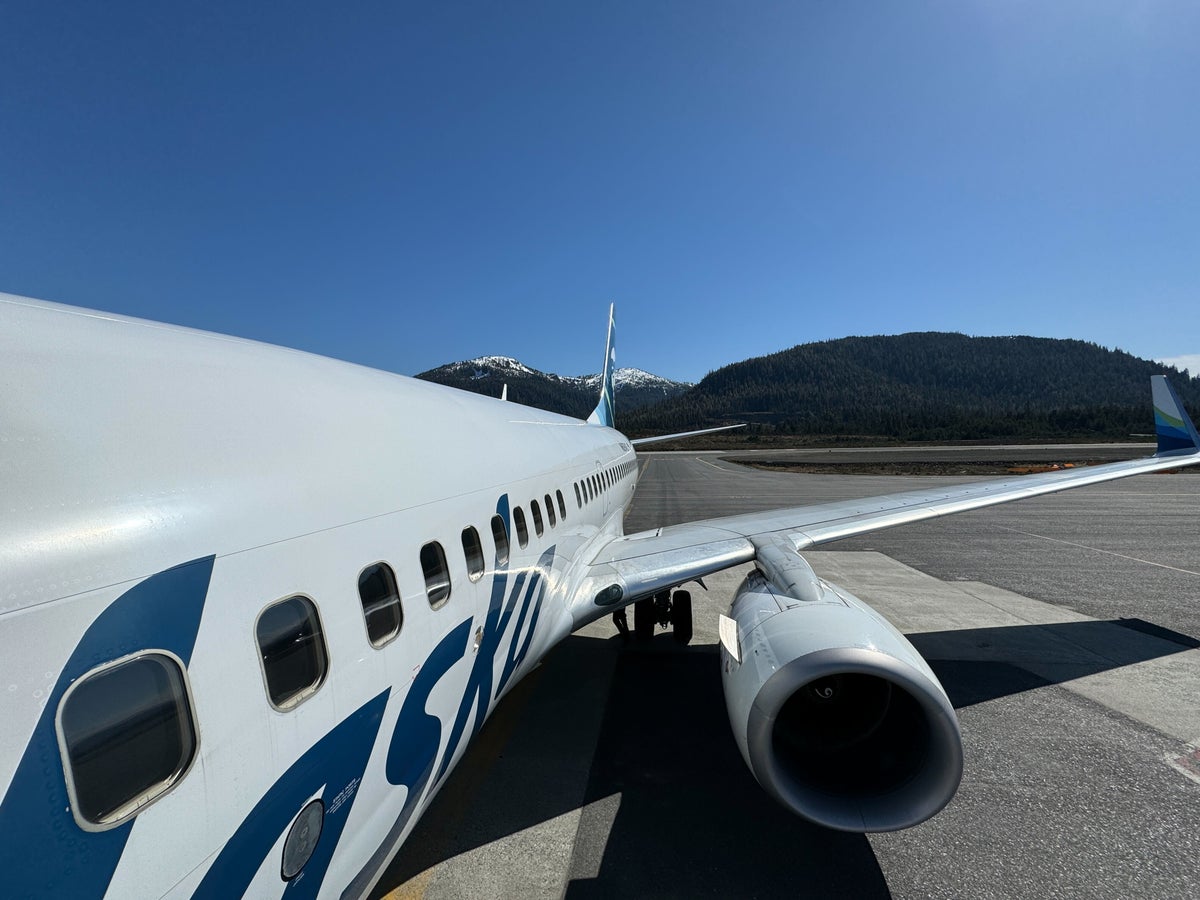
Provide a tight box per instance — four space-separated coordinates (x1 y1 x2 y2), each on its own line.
671 590 693 645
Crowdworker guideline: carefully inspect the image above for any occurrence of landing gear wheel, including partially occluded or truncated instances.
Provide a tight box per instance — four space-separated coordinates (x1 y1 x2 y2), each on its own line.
670 590 693 645
633 598 656 642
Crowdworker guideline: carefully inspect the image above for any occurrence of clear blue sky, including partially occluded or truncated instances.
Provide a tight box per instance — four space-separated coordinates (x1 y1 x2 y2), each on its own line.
3 1 1198 383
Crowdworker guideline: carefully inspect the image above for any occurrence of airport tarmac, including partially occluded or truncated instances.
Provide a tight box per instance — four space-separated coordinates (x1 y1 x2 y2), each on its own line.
372 447 1200 900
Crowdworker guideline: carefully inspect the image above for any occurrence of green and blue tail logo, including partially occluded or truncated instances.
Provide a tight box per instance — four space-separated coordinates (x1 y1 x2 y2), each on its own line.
587 304 616 428
1151 375 1200 455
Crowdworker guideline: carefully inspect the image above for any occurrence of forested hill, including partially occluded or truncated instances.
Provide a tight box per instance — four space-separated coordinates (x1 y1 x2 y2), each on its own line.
624 333 1200 442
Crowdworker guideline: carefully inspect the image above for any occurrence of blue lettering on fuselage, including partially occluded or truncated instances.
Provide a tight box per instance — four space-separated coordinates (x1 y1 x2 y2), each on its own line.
388 493 551 809
344 496 551 898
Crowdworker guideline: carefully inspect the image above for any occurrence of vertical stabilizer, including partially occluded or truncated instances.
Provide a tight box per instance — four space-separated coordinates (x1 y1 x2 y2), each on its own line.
587 304 616 427
1152 375 1200 455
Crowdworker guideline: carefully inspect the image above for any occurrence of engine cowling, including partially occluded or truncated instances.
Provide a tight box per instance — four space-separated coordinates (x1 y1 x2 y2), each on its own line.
720 546 962 832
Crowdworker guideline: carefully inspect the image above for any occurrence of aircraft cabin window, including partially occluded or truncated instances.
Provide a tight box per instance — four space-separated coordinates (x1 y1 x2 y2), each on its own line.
490 514 510 566
420 541 452 609
256 596 329 710
58 652 197 829
531 499 544 536
357 562 403 648
544 493 556 527
574 483 582 508
556 490 567 519
514 507 529 548
462 526 485 582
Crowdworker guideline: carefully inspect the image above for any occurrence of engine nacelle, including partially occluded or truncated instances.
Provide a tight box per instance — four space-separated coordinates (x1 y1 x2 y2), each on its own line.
720 547 962 832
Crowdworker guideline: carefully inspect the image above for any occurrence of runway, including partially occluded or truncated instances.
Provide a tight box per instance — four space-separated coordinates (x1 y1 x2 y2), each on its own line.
372 447 1200 899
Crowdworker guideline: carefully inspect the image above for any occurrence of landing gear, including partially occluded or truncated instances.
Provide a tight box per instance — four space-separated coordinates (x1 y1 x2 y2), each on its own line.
670 590 692 645
629 590 693 645
633 598 656 642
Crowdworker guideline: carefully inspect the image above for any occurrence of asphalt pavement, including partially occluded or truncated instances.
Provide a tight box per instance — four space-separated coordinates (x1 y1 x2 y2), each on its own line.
372 446 1200 900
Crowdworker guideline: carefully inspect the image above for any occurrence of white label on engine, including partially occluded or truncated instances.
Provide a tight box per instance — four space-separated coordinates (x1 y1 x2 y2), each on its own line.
718 614 741 663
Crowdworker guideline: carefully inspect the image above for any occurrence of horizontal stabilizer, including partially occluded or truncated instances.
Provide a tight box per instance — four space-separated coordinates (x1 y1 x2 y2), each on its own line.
1152 375 1200 455
631 424 746 447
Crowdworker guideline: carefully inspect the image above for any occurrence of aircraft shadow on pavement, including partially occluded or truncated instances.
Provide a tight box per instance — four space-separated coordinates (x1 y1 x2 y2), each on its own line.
375 634 891 899
561 640 892 899
909 617 1199 709
375 616 1193 898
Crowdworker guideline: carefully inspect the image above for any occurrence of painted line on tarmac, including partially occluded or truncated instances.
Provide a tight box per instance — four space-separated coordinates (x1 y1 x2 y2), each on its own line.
991 524 1200 577
1165 743 1200 786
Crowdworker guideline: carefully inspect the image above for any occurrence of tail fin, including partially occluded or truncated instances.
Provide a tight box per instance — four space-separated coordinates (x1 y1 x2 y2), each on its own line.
1152 375 1200 455
587 304 616 427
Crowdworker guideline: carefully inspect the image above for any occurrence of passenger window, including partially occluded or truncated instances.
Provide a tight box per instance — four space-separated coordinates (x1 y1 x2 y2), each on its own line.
556 490 567 519
574 483 582 508
531 499 544 536
544 493 556 527
462 526 485 581
257 596 329 710
491 514 510 566
514 506 529 548
358 562 403 647
58 653 197 828
420 541 452 608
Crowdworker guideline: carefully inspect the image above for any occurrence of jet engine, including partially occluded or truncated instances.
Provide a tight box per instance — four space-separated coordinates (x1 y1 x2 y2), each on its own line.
719 540 962 832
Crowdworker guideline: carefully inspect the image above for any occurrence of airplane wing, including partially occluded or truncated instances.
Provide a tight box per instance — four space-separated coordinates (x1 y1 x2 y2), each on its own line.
572 375 1200 628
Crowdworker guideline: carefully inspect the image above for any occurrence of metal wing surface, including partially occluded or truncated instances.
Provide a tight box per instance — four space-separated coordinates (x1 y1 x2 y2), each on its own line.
575 450 1199 627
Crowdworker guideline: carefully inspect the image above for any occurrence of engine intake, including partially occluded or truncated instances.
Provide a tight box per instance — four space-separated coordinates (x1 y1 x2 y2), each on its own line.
721 562 962 832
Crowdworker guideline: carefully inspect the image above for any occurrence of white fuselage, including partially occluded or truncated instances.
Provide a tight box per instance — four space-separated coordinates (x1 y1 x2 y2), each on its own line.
0 295 636 898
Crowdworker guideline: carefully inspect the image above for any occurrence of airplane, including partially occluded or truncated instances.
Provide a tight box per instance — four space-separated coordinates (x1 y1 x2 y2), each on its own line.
0 292 1197 899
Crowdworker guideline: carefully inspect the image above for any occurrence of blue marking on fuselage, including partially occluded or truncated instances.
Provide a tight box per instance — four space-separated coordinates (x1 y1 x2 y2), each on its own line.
497 562 546 698
360 495 554 889
192 690 390 900
385 618 474 809
0 556 214 900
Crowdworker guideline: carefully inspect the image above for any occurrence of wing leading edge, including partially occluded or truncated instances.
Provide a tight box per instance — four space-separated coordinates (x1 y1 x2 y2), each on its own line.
572 376 1200 629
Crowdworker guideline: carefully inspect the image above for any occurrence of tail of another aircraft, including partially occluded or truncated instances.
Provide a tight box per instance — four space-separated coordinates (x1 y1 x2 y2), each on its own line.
587 304 616 428
1152 374 1200 455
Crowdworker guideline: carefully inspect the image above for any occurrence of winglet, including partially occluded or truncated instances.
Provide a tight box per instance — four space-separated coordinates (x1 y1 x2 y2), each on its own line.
587 304 616 428
1152 375 1200 456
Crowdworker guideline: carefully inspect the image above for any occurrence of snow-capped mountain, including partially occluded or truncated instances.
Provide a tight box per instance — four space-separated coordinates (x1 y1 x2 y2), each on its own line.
416 356 691 418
